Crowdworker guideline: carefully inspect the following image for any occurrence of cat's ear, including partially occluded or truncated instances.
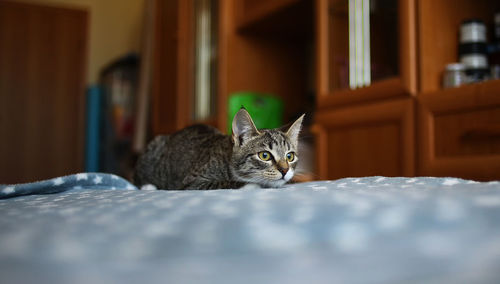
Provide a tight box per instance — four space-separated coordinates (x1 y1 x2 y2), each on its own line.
232 107 260 146
285 114 305 142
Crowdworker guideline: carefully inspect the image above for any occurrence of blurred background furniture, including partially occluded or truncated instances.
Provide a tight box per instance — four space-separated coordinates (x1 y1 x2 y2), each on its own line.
152 0 500 181
0 1 88 183
1 0 499 183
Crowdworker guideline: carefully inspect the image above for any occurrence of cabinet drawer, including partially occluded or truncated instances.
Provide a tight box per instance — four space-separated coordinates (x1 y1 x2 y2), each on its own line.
419 89 500 181
434 108 500 157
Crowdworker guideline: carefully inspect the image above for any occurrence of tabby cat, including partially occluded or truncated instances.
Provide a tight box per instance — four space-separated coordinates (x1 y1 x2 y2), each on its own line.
134 108 304 190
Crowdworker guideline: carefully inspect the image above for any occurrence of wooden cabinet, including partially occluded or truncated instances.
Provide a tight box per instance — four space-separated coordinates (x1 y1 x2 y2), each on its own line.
314 0 417 178
152 0 500 181
419 80 500 180
416 0 500 180
314 0 500 180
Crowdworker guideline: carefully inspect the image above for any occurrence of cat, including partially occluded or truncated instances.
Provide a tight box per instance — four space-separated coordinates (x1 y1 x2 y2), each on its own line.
134 108 304 190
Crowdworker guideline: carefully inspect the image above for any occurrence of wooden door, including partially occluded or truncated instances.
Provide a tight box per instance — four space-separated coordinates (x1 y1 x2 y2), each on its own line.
313 99 415 179
316 0 417 107
0 1 88 183
313 0 417 179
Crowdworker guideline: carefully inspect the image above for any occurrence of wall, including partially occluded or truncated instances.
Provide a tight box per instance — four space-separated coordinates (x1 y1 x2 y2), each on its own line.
9 0 146 83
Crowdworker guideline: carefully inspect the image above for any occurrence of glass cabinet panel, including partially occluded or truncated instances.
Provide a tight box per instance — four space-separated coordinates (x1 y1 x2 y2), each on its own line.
328 0 398 92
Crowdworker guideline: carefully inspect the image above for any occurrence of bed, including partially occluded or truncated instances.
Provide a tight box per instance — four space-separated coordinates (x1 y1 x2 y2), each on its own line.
1 173 500 283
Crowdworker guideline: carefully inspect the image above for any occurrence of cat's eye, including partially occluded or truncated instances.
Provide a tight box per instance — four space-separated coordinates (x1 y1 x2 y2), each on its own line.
258 151 272 161
286 152 295 162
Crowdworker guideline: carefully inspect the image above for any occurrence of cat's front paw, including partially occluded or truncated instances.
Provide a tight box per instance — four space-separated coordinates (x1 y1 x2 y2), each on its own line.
140 184 158 191
239 183 262 190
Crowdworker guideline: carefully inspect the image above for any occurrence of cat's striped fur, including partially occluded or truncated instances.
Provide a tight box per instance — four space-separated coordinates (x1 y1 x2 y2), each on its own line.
134 108 304 189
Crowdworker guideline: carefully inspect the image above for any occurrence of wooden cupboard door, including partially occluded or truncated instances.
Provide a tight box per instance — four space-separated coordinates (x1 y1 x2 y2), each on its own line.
0 2 88 183
316 0 417 108
418 81 500 181
313 98 415 179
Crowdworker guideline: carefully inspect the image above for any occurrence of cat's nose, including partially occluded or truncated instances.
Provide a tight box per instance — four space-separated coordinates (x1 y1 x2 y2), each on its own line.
277 162 289 177
278 167 289 177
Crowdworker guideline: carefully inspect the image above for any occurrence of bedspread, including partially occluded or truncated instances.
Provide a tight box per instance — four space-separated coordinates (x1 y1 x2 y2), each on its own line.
1 174 500 283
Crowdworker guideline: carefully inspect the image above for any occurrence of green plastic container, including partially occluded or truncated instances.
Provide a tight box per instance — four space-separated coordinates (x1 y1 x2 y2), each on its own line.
227 92 284 134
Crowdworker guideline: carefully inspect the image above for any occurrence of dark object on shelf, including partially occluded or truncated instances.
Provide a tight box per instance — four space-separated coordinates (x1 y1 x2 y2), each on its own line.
443 63 468 88
489 12 500 79
492 65 500 79
465 68 490 82
458 42 487 55
460 19 487 42
459 19 489 82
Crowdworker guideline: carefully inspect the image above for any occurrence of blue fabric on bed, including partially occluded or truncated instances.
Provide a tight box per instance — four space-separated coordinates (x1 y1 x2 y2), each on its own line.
0 173 137 199
1 175 500 283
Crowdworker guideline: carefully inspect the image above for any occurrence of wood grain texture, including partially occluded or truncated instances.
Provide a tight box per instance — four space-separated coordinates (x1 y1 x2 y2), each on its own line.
418 80 500 181
434 108 500 157
399 0 417 94
310 124 328 179
225 34 309 121
217 0 231 132
419 80 500 112
152 0 196 135
0 1 88 183
316 77 408 109
235 0 300 30
314 98 415 179
152 0 179 135
316 0 329 97
219 0 312 131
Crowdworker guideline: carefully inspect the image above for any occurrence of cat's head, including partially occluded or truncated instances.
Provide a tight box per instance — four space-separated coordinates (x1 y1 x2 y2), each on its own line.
230 108 304 188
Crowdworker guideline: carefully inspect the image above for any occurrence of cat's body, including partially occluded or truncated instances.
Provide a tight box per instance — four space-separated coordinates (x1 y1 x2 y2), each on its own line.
135 124 243 189
134 108 304 190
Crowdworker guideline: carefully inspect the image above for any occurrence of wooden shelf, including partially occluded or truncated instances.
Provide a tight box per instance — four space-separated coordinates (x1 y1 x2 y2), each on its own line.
419 79 500 112
236 0 313 39
316 0 417 109
317 77 413 109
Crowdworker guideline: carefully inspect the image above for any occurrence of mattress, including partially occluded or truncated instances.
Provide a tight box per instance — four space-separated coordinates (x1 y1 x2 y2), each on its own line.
1 173 500 283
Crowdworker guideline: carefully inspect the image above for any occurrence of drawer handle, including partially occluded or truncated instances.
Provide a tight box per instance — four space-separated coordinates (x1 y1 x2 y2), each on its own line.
460 125 500 141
